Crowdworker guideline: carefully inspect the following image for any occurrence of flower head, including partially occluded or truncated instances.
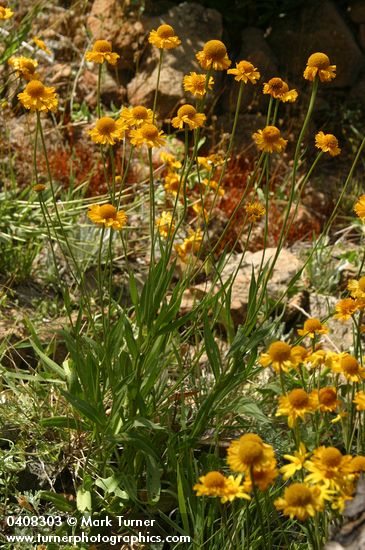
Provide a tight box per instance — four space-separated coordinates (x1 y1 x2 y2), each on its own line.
196 40 231 71
353 391 365 411
259 341 299 373
87 203 127 230
164 171 181 196
334 298 359 321
274 483 325 521
227 60 260 84
350 456 365 473
148 24 181 49
193 471 251 503
226 433 276 475
175 228 203 259
263 77 298 102
318 387 340 413
304 52 336 82
156 211 175 238
201 178 224 196
183 72 214 98
171 104 206 130
119 105 153 127
245 201 266 222
276 389 318 428
0 6 13 19
315 131 341 156
354 195 365 220
33 37 51 55
130 123 166 148
297 318 328 339
18 80 58 112
304 446 353 491
160 151 182 170
348 276 365 299
86 40 119 65
89 117 127 145
252 125 287 153
280 443 310 481
335 354 365 383
8 56 38 80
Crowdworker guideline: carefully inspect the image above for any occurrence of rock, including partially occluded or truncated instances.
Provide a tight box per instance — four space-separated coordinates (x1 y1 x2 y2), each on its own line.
127 2 223 119
360 24 365 49
218 112 267 152
349 72 365 107
267 1 365 88
348 1 365 23
309 293 355 351
78 69 126 109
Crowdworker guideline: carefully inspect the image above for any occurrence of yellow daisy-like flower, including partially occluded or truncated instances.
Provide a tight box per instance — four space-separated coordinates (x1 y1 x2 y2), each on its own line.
193 471 251 503
297 317 329 339
304 446 353 491
274 483 325 521
197 154 224 171
0 6 13 19
259 341 299 373
183 72 214 98
276 389 318 428
32 184 46 192
247 466 279 491
160 151 182 170
89 117 127 146
164 171 181 196
8 56 38 80
252 125 287 153
119 105 153 127
171 104 206 130
201 178 224 196
334 298 359 321
332 354 365 383
291 345 310 364
85 40 120 65
354 195 365 220
87 204 127 230
315 131 341 157
130 123 166 148
18 80 58 112
148 24 181 49
318 387 340 413
226 433 277 475
175 228 203 259
227 60 260 84
33 37 51 55
350 455 365 473
280 443 310 481
196 39 231 71
245 201 266 222
306 349 328 370
156 211 175 238
303 52 336 82
353 391 365 411
348 276 365 299
263 77 298 102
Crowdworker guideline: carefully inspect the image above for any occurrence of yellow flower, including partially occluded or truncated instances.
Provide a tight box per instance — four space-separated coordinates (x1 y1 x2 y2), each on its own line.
201 178 224 196
183 72 214 98
350 455 365 473
280 443 310 481
318 387 340 413
304 447 353 491
89 117 127 145
130 123 166 148
171 104 206 130
33 37 51 55
119 105 153 127
160 151 182 170
354 195 365 220
252 125 287 153
303 52 336 82
245 201 266 222
8 56 38 80
334 298 359 321
276 389 318 428
226 433 277 475
156 211 175 238
348 276 365 299
164 171 181 196
291 345 310 364
259 341 299 373
175 228 203 259
263 77 298 102
353 391 365 411
197 154 224 171
227 60 260 84
297 317 329 338
18 80 58 112
87 203 127 230
192 201 208 219
247 466 279 491
315 131 341 156
196 40 231 71
148 24 181 49
274 483 325 521
332 354 365 383
85 40 119 65
193 471 251 503
32 184 46 192
0 6 13 19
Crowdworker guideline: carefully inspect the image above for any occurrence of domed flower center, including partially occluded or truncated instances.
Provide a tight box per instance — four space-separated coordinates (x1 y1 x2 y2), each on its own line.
321 447 342 467
239 61 255 72
268 341 291 362
358 276 365 291
341 355 359 374
351 456 365 472
203 40 227 60
288 389 309 408
239 433 263 445
141 124 159 139
204 471 226 488
292 346 307 361
93 40 112 53
156 24 175 39
238 441 264 464
324 135 338 148
308 52 330 69
303 318 322 332
268 77 286 91
96 117 117 135
99 204 117 219
23 60 36 72
178 104 197 118
262 126 281 142
26 80 45 98
285 483 312 506
131 106 149 119
319 388 336 406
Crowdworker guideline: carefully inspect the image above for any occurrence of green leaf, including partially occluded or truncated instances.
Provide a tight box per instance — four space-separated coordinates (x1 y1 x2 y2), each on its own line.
76 488 92 512
40 491 75 512
234 398 270 424
203 317 222 380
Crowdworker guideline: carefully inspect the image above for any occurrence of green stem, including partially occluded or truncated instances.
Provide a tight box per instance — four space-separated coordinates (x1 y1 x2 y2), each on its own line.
152 49 164 123
97 63 102 118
